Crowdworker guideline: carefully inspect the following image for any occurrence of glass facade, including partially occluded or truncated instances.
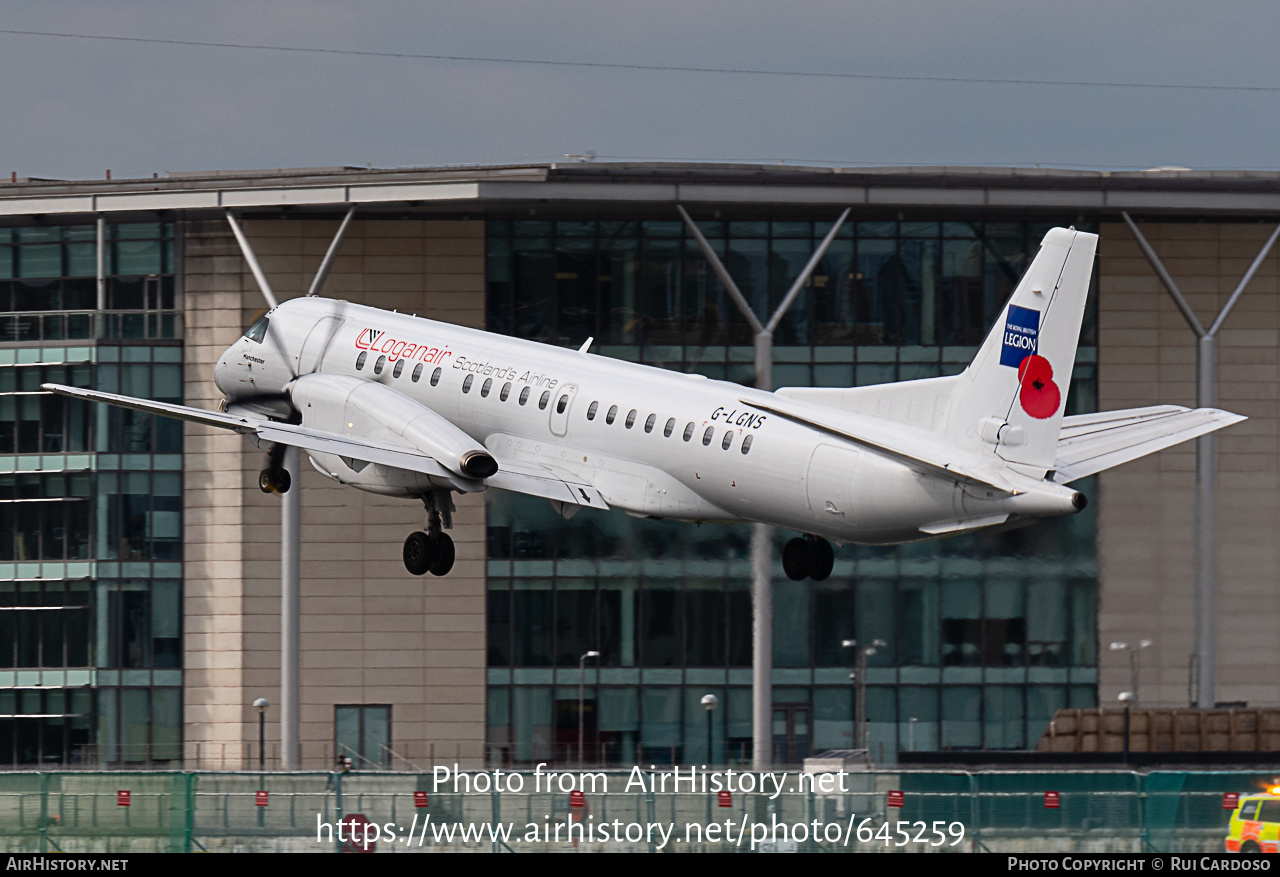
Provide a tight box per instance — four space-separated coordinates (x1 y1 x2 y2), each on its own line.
485 218 1099 765
0 221 182 764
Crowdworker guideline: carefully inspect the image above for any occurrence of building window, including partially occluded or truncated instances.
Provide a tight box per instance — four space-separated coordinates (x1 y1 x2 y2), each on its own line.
334 705 391 769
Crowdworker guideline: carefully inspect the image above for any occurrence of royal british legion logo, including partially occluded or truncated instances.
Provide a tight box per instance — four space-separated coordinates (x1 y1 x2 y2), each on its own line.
999 305 1040 368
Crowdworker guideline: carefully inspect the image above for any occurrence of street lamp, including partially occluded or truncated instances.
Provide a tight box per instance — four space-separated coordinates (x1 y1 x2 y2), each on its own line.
578 651 600 764
252 697 270 771
1110 640 1153 705
1118 691 1135 764
701 694 719 765
843 639 887 754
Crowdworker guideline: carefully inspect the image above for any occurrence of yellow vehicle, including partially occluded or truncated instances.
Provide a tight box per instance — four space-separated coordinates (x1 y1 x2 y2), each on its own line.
1226 793 1280 853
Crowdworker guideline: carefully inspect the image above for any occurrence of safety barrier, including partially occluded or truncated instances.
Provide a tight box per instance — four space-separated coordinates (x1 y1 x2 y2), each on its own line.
0 769 1265 853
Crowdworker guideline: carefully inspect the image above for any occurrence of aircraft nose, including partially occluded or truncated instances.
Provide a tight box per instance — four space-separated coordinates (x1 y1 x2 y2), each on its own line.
213 347 236 397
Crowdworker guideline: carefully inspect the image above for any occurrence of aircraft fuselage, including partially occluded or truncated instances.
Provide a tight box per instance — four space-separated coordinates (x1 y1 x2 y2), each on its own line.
215 297 1078 545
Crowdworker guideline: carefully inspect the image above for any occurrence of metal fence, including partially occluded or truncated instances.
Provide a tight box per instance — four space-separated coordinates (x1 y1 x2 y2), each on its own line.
0 769 1266 853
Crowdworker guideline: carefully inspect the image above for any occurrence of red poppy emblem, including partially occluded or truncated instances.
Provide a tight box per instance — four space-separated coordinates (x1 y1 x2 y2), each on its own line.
1017 354 1061 419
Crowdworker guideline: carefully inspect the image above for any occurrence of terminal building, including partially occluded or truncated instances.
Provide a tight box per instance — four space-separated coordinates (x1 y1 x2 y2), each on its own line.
0 163 1275 767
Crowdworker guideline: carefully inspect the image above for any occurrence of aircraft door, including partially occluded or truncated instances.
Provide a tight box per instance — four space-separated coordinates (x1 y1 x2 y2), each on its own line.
297 316 345 376
805 444 860 522
548 384 578 437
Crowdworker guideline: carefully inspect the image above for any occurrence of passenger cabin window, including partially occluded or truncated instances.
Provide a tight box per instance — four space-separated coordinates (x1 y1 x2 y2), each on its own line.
702 426 714 446
741 435 753 455
244 316 269 343
431 367 442 386
625 409 637 428
412 363 424 382
500 382 512 401
519 387 531 405
481 378 493 397
683 422 695 442
393 359 405 379
374 355 386 375
556 394 569 414
587 401 599 421
645 414 656 433
721 431 733 450
606 405 618 425
355 351 367 370
539 391 551 410
463 375 474 393
664 418 675 437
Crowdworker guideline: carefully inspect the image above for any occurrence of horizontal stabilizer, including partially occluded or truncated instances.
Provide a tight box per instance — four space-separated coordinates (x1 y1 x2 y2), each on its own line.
1052 405 1247 483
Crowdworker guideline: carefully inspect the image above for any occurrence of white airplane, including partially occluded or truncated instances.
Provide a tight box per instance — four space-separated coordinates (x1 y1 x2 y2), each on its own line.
45 227 1243 579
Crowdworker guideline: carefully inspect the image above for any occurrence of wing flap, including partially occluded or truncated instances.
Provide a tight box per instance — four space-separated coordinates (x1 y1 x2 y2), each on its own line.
1053 406 1246 483
486 458 609 509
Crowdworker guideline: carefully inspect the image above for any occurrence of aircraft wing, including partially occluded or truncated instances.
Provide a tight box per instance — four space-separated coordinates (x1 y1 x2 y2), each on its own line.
1052 405 1247 483
41 383 608 508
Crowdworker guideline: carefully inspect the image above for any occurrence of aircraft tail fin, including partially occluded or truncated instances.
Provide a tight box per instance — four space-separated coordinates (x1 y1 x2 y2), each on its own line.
946 227 1098 476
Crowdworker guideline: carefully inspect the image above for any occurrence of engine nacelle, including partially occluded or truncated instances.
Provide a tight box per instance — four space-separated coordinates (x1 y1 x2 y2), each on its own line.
288 373 497 480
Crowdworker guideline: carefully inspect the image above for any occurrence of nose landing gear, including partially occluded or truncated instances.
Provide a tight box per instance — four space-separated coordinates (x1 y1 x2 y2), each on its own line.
258 444 292 494
782 534 835 582
404 490 456 577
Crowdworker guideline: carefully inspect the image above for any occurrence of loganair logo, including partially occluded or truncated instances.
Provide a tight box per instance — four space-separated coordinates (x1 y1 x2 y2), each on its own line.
999 305 1040 368
355 327 453 365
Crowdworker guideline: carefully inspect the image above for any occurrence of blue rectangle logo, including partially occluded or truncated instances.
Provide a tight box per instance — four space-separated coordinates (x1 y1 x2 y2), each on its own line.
999 305 1040 368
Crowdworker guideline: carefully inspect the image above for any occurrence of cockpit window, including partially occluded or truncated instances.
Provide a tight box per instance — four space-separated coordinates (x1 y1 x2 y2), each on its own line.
244 316 269 344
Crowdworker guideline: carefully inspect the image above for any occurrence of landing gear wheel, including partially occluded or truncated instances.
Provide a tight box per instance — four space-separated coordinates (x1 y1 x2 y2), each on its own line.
782 538 811 581
403 531 435 576
428 533 455 577
258 467 291 494
807 537 834 582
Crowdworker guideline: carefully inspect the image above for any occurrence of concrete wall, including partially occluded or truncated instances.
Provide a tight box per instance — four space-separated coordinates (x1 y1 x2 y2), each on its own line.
1096 220 1280 710
182 218 488 768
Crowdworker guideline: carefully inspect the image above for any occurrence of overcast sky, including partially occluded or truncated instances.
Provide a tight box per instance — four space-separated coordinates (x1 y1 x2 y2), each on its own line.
3 1 1280 180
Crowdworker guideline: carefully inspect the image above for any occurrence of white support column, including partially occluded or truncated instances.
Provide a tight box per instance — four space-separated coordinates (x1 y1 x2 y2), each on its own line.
280 445 301 769
678 205 849 768
1122 213 1280 708
95 216 106 314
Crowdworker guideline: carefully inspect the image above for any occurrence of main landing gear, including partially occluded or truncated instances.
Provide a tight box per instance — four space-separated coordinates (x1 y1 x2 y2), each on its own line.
783 534 834 582
404 490 456 577
258 445 291 494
